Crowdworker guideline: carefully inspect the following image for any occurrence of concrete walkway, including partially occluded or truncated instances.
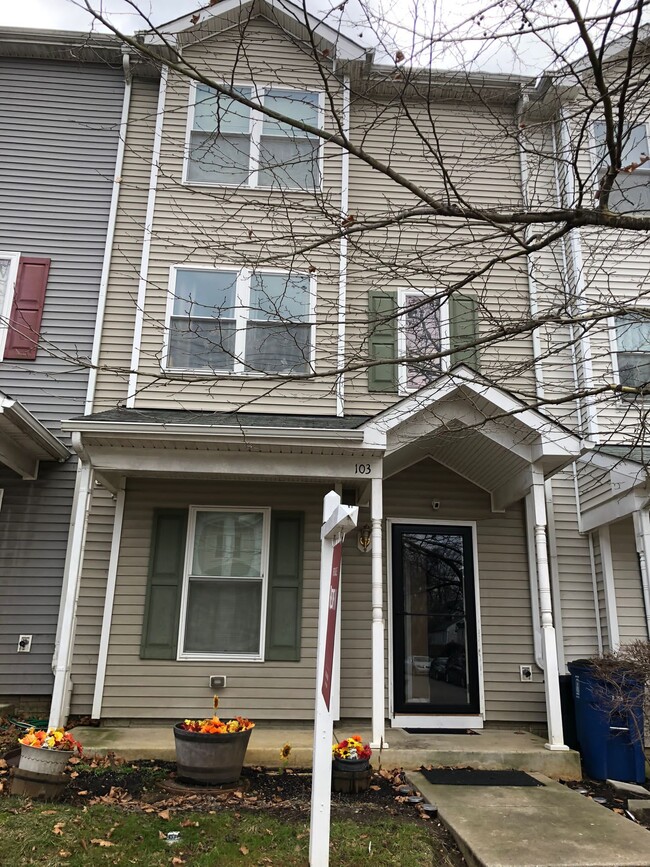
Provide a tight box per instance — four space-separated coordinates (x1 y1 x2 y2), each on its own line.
407 770 650 867
69 725 580 779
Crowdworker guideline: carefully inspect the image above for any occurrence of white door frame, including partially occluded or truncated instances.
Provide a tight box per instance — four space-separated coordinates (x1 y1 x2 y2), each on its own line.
386 518 485 729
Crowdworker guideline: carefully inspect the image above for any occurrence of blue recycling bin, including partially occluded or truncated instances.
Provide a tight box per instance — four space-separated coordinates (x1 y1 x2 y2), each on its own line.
568 661 646 783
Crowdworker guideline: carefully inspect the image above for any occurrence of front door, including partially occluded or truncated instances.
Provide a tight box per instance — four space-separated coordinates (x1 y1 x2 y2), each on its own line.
391 523 480 716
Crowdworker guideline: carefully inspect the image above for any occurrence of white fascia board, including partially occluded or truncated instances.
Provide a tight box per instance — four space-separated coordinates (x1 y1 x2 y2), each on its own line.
364 364 585 457
578 450 648 482
581 488 650 533
140 0 368 61
0 393 69 461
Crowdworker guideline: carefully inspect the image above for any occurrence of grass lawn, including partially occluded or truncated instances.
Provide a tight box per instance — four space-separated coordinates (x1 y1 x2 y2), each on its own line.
0 798 447 866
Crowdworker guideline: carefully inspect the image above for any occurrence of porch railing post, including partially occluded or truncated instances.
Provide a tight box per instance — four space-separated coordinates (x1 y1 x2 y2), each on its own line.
370 475 386 749
531 468 568 751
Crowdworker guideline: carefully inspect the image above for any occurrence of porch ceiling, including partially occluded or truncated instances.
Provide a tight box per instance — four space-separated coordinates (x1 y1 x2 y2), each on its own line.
0 392 69 479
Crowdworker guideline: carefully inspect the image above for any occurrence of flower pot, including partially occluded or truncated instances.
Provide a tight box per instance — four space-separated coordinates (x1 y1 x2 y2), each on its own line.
332 759 372 793
18 744 73 775
173 723 253 785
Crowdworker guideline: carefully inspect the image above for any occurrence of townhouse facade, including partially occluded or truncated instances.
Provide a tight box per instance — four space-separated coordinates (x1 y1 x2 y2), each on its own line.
35 0 650 750
0 30 126 706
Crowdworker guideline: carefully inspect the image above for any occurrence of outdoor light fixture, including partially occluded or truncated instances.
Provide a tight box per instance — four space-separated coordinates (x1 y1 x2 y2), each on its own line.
357 524 372 553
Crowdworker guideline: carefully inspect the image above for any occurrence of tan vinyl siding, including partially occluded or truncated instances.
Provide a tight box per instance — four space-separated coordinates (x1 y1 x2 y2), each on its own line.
550 470 601 661
92 77 160 410
98 478 327 721
382 458 545 724
130 17 342 413
70 486 116 715
610 517 649 643
343 98 537 415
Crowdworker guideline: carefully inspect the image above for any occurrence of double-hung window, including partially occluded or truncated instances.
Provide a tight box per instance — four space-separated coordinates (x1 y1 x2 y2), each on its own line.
179 508 269 660
593 121 650 213
613 312 650 389
0 252 20 358
165 266 315 375
186 83 321 189
397 288 449 391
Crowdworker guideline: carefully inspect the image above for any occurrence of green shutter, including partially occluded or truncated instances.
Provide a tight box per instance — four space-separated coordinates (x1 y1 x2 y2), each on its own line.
450 293 480 369
265 511 304 661
368 290 398 392
140 509 188 660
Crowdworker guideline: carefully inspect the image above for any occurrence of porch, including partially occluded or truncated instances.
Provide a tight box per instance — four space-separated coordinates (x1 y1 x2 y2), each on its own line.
68 724 581 780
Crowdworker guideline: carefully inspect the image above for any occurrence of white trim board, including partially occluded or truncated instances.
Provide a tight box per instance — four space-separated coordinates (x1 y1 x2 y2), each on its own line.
392 715 484 730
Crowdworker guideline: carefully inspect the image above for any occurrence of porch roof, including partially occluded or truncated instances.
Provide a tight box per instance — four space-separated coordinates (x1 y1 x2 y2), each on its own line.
64 367 587 508
577 446 650 531
0 391 70 479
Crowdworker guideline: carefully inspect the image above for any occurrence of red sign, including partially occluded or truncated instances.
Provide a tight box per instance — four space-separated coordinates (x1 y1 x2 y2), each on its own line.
321 542 342 710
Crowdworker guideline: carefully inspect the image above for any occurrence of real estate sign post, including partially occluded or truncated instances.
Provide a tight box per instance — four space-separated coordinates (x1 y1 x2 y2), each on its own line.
310 491 358 867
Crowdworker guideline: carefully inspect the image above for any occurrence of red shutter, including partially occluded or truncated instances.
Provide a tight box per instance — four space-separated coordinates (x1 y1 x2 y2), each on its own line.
4 256 50 360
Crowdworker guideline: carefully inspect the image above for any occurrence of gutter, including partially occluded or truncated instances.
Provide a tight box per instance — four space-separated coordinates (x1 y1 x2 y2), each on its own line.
0 393 69 461
85 47 132 415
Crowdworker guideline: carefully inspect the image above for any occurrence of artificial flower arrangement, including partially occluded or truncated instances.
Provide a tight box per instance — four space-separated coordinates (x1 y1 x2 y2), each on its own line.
177 694 254 735
332 734 372 762
19 727 83 755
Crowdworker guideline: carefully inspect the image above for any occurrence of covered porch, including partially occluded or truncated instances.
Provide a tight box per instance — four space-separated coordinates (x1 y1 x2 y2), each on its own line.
54 367 587 758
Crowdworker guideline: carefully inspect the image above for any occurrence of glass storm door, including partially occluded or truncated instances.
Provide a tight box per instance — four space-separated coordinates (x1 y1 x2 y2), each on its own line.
392 524 480 715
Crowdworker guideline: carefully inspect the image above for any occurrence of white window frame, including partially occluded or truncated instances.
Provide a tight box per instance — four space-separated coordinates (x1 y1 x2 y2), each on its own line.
0 252 20 359
162 264 317 376
397 288 450 395
182 81 325 191
177 505 272 662
590 120 650 209
608 305 650 392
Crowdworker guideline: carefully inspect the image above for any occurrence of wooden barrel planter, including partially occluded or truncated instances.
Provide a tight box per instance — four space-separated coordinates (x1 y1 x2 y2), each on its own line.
173 724 253 785
331 757 372 794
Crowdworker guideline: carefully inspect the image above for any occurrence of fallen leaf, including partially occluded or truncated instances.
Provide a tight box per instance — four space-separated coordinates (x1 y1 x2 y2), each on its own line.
53 823 65 836
69 771 79 779
171 858 185 866
68 757 81 765
159 831 167 840
90 839 115 847
181 819 199 827
41 810 57 815
158 810 171 821
58 851 71 857
239 845 249 855
370 785 380 791
0 759 7 769
78 791 88 796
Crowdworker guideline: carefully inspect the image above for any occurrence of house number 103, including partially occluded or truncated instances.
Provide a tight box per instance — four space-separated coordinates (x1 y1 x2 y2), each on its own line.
354 463 372 475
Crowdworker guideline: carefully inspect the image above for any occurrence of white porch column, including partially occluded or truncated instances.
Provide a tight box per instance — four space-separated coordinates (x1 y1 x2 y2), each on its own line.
631 509 650 638
49 460 94 729
531 468 568 751
370 476 386 749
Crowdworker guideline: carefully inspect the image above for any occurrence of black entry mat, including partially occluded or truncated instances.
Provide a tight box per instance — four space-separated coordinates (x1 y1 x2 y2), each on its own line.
420 768 545 787
404 728 480 735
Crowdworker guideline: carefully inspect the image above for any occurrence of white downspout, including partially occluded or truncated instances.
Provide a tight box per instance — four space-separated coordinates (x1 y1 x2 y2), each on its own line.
599 525 621 651
558 108 599 442
91 481 126 720
370 475 387 748
126 65 168 407
516 91 544 402
85 48 132 415
632 509 650 638
525 491 544 670
587 531 604 654
531 467 568 750
335 76 350 417
49 456 94 729
545 480 566 672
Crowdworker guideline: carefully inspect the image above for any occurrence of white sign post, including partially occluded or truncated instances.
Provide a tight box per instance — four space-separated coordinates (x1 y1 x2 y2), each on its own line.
309 490 358 867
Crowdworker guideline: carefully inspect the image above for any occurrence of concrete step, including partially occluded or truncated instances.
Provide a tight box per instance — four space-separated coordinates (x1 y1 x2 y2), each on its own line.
69 726 581 780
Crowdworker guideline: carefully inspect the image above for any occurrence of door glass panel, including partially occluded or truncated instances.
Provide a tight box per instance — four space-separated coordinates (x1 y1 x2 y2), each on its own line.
397 529 475 712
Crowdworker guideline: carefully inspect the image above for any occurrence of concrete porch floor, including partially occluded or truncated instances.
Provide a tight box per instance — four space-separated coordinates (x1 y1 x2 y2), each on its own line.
69 725 582 780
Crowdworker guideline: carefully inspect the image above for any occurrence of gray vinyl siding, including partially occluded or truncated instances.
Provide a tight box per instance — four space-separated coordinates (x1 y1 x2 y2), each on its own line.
0 58 123 695
591 531 610 652
610 517 649 643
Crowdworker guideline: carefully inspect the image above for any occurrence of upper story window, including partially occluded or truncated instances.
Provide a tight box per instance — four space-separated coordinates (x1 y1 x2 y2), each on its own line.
0 253 19 358
593 121 650 213
613 312 650 389
186 83 322 190
165 266 315 375
397 289 449 392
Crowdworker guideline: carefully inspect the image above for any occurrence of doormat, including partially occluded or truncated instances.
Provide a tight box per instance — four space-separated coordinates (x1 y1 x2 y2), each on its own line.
419 768 544 787
403 729 480 735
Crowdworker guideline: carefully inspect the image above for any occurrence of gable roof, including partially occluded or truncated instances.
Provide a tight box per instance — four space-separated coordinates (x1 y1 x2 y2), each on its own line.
139 0 370 63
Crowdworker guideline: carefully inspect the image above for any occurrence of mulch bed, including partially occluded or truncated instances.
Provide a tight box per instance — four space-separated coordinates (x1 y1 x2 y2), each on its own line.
563 778 650 831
